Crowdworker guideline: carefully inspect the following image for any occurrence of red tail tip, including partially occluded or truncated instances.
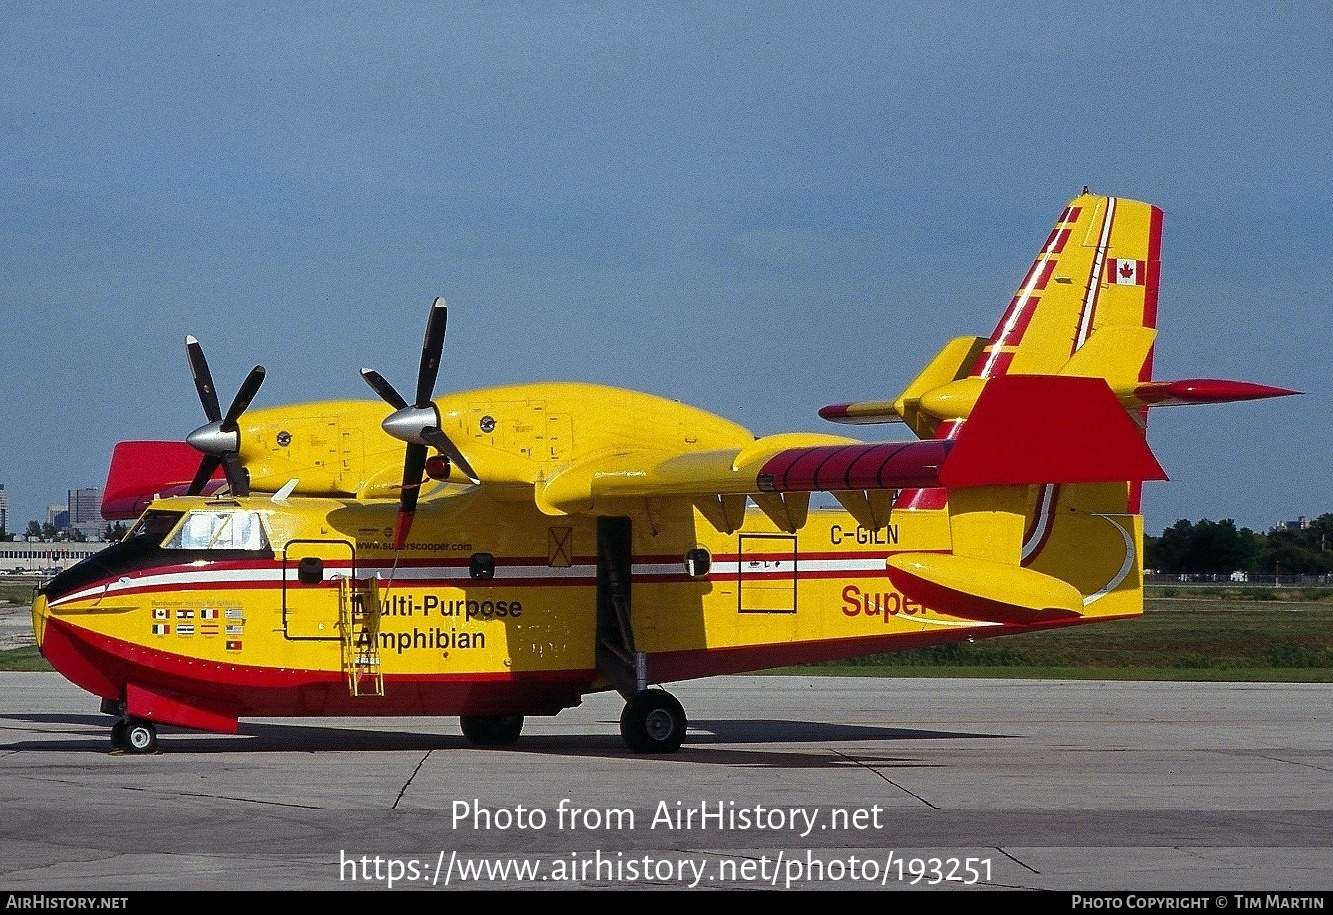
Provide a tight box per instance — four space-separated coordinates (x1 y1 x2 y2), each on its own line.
1134 379 1302 406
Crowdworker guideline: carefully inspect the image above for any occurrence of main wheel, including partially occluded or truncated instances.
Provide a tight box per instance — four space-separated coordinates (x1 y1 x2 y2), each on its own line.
620 689 687 753
124 719 158 754
460 715 524 746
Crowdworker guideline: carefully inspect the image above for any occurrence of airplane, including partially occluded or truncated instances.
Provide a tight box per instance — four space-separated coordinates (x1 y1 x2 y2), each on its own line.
32 189 1298 755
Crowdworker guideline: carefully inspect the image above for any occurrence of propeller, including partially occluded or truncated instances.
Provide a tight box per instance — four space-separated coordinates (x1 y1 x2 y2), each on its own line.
361 297 479 549
183 335 266 497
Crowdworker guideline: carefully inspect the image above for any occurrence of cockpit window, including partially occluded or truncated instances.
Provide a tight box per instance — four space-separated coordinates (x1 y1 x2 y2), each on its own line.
127 510 186 546
163 510 270 551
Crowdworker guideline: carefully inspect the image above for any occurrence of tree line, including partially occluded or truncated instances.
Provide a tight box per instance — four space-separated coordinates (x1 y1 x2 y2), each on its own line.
0 522 128 543
1146 514 1333 575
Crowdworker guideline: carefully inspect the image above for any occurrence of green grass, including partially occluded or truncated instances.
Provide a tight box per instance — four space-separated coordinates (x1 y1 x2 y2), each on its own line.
772 597 1333 681
0 645 52 672
1149 584 1333 603
0 578 46 671
0 579 42 605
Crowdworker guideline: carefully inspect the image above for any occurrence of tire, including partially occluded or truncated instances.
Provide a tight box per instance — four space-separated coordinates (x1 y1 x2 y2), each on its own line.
124 720 158 754
620 689 687 754
460 715 524 746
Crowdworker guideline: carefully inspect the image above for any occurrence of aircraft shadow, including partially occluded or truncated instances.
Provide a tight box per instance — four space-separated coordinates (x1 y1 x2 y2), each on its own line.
0 713 1008 766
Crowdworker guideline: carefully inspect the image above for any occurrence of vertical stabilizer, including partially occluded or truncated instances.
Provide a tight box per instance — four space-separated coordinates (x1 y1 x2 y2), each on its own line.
894 190 1162 512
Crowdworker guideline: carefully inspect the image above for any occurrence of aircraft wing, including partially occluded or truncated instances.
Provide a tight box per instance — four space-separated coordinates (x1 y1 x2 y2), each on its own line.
532 375 1166 532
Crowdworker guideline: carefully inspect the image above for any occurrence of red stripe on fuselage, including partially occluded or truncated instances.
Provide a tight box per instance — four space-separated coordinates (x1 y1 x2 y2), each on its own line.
42 616 593 724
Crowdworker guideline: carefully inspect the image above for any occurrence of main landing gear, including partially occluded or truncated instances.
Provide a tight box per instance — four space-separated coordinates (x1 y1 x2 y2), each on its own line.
619 688 687 754
594 517 689 754
459 714 525 746
456 693 687 753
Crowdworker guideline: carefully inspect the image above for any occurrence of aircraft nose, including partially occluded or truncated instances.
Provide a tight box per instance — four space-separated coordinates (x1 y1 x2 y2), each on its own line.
31 593 49 651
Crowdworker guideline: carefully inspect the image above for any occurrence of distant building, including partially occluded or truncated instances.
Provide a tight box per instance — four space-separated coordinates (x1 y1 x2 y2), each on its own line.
1 539 108 572
1275 516 1311 532
0 485 110 541
69 488 102 524
68 487 105 538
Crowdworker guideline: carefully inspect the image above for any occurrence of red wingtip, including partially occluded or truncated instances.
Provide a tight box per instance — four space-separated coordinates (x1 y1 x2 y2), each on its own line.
818 403 853 421
393 511 415 551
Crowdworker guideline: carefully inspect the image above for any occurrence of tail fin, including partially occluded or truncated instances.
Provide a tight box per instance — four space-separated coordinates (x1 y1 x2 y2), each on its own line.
823 190 1165 433
822 189 1299 624
821 189 1296 506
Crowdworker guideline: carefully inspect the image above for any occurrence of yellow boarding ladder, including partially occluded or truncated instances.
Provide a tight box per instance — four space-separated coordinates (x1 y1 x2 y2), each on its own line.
340 577 384 697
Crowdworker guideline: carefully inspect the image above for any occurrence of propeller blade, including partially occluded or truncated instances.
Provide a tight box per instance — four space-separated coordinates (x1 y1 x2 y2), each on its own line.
183 336 263 498
188 455 222 496
421 427 481 485
367 296 477 548
394 443 429 549
415 297 447 407
360 368 408 410
186 335 222 422
221 366 266 432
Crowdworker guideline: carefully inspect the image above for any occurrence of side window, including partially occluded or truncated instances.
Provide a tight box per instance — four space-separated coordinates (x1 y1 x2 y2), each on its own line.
128 511 186 546
164 511 270 551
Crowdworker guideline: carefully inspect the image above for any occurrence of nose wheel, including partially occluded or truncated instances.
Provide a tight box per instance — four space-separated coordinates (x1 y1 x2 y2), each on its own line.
110 718 159 755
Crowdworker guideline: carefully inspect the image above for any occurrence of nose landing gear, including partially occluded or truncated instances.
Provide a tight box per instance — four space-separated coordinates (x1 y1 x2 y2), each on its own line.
109 717 159 755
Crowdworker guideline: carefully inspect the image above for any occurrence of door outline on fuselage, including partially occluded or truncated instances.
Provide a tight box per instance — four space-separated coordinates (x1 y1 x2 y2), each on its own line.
736 532 797 615
282 539 355 641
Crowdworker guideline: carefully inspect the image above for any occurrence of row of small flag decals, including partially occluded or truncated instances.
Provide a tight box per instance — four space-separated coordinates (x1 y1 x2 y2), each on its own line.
150 607 243 650
153 607 243 620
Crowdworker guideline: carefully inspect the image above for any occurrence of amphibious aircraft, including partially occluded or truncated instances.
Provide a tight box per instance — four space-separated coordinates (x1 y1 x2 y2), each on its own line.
33 190 1297 754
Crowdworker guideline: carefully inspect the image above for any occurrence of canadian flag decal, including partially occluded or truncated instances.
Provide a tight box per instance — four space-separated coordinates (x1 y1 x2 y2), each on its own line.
1108 258 1145 286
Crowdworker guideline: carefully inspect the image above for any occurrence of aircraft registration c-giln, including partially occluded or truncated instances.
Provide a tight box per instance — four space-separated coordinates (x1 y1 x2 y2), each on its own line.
33 190 1298 755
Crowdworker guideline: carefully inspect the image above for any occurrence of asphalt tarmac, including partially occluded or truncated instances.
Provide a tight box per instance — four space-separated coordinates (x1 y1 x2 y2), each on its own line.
0 669 1329 893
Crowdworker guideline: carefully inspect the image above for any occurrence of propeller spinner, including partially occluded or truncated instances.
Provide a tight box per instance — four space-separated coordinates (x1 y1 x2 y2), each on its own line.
362 297 479 549
183 335 266 497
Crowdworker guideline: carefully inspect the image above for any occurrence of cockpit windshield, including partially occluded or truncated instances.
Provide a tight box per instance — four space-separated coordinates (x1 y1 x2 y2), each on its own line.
163 510 271 551
126 510 186 546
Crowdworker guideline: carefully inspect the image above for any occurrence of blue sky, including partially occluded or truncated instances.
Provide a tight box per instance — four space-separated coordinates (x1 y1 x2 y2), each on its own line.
1 2 1328 536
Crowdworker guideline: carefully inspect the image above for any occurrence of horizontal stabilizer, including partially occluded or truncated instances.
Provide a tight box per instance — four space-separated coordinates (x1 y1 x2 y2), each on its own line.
102 441 225 520
819 336 987 435
939 375 1167 488
887 552 1083 625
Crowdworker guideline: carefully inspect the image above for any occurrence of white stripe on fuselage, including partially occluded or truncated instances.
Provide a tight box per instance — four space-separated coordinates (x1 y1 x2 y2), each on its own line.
48 554 903 608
